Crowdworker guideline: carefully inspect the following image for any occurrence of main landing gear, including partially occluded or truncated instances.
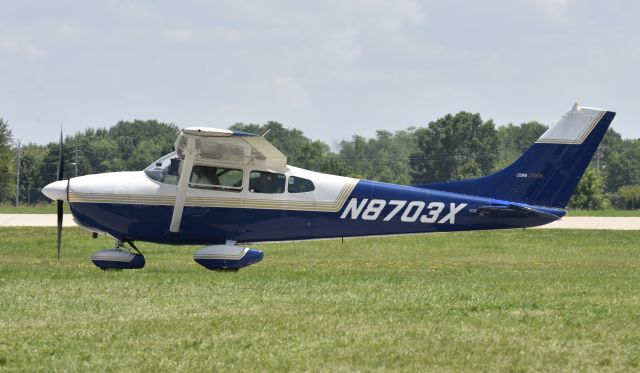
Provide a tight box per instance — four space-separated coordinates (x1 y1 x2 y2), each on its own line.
193 243 264 271
91 241 145 270
90 241 264 271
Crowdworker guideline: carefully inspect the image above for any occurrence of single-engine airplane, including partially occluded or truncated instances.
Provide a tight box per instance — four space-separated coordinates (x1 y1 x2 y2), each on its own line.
42 103 615 271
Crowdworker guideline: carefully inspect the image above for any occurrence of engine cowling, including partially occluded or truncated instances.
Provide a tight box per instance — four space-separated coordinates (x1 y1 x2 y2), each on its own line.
91 249 145 270
193 245 263 271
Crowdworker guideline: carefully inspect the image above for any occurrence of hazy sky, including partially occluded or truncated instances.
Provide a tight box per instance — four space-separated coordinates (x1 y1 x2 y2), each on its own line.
1 0 638 147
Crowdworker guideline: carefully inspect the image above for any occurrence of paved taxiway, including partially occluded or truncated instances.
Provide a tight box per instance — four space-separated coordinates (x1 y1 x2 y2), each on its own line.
0 214 78 227
1 214 640 230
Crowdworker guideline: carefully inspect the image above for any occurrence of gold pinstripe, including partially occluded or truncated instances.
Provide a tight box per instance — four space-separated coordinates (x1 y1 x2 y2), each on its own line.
69 180 357 212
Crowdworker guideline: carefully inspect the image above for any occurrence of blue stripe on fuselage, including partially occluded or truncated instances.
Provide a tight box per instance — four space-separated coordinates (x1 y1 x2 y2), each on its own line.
69 180 564 244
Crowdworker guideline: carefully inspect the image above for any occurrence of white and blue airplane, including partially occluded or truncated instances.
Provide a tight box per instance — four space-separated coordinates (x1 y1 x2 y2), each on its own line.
42 103 615 271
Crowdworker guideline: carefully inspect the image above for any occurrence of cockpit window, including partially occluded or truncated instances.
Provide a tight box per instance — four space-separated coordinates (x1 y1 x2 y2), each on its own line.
249 171 285 193
288 176 315 193
144 153 181 185
189 165 243 192
146 154 243 192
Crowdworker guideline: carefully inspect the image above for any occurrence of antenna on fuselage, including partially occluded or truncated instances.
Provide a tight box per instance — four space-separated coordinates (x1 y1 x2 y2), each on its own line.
261 128 271 137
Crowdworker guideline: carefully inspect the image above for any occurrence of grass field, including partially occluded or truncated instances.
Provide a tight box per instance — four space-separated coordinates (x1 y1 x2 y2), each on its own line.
0 203 67 214
1 228 639 371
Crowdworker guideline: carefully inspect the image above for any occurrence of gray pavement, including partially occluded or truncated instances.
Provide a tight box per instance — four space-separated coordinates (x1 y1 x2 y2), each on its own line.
533 217 640 230
0 214 78 227
1 214 640 230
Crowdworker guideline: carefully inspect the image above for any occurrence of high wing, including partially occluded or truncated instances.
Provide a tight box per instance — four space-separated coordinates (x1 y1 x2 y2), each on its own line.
169 127 287 232
175 127 287 168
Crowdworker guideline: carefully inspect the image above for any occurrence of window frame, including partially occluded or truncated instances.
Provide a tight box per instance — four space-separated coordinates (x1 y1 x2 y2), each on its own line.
248 169 286 194
188 163 244 192
287 175 315 194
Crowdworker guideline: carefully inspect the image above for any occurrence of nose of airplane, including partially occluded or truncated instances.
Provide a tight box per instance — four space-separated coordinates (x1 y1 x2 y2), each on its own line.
42 180 68 202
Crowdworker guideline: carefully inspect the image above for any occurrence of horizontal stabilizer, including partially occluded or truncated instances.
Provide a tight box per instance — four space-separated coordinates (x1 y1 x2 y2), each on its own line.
477 205 561 222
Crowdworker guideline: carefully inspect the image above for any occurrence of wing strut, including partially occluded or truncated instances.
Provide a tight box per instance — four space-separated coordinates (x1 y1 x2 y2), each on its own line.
169 136 197 233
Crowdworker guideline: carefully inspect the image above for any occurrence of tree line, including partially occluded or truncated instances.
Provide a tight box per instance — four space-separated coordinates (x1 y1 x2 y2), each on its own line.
1 112 639 210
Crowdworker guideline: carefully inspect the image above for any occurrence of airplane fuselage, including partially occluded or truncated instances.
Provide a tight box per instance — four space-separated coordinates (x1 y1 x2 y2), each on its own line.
62 167 564 245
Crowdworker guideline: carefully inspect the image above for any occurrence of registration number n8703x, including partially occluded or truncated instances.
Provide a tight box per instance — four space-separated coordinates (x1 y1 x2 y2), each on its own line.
339 198 467 224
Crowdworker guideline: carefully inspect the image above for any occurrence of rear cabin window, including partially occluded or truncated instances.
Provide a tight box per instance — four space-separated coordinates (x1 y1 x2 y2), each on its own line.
288 176 315 193
189 165 243 192
249 171 285 193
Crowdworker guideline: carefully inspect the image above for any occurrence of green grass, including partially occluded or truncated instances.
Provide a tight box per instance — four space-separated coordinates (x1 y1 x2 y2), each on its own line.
0 203 70 214
566 209 640 217
1 228 640 372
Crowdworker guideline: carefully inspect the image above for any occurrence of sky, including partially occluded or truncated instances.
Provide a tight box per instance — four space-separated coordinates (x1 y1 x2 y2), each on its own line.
1 0 639 147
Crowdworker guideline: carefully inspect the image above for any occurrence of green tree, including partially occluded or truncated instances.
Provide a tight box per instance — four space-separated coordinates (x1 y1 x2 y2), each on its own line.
597 130 640 192
611 184 640 210
569 167 607 210
339 129 417 184
410 112 499 184
128 140 165 171
0 119 15 202
35 120 179 188
496 121 547 169
594 128 623 175
16 144 48 203
318 153 354 177
108 119 179 169
88 137 123 173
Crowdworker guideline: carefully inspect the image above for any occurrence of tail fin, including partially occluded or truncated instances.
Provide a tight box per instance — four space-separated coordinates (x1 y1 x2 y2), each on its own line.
417 103 616 208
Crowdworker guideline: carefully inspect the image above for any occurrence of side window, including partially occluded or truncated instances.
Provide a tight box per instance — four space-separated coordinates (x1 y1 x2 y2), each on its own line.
249 171 286 193
189 165 243 192
288 176 315 193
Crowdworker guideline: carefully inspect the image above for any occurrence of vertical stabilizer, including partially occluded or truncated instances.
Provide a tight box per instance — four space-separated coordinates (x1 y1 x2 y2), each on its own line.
418 103 616 208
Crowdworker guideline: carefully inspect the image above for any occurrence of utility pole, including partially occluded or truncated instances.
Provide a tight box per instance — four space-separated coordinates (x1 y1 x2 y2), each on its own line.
15 141 20 207
74 143 78 177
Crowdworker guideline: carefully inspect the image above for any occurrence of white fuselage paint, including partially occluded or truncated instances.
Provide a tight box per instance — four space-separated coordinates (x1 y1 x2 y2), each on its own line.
67 165 358 212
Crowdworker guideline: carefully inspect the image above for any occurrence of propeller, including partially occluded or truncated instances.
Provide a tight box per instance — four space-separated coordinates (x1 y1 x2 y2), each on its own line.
57 130 64 260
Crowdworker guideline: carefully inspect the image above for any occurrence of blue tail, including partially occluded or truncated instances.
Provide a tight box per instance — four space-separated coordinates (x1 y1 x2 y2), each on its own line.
416 104 616 209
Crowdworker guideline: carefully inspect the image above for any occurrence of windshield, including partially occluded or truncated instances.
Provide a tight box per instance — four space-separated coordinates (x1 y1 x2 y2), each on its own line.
144 152 181 185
